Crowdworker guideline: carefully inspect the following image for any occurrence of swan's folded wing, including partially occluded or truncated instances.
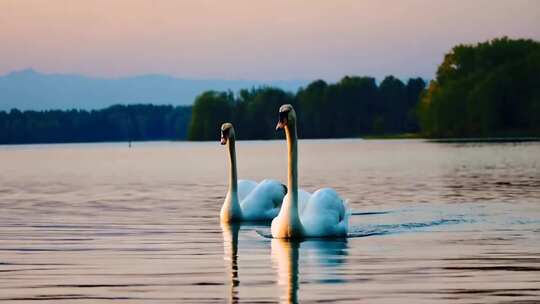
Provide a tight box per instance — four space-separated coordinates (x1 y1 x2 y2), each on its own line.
240 179 287 221
238 179 257 201
298 189 312 214
301 188 349 237
260 179 288 208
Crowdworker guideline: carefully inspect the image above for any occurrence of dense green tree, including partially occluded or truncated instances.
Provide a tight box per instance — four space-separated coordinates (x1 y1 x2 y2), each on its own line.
188 91 234 140
188 76 426 140
329 76 379 137
296 80 328 138
418 37 540 137
378 76 407 133
243 88 295 139
405 78 426 131
0 104 191 144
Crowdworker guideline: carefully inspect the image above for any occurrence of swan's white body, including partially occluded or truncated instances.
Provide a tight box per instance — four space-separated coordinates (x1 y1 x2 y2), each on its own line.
238 179 257 201
222 178 285 221
239 179 286 221
271 105 349 238
281 189 311 215
297 188 349 237
220 124 286 223
272 189 349 238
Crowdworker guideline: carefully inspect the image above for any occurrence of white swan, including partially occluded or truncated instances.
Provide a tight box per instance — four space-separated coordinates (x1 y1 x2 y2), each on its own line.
220 123 287 223
271 105 350 238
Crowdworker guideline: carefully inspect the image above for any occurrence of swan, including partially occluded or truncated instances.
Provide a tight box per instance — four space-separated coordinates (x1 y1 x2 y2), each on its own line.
220 123 287 223
271 105 350 238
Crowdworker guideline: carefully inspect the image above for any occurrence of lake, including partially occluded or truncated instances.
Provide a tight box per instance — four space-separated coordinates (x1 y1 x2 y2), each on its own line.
0 139 539 303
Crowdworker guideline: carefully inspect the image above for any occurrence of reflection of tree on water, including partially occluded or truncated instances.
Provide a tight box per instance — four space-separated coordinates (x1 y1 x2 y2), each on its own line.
271 238 348 303
221 222 241 304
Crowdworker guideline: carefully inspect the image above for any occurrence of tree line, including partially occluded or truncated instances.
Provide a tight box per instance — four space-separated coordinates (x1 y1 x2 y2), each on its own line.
188 37 540 141
0 74 426 145
188 76 426 140
417 37 540 137
0 104 191 144
1 37 537 144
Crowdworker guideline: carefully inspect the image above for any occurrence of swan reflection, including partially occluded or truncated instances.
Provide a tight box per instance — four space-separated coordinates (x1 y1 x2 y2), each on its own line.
221 222 241 304
271 238 348 303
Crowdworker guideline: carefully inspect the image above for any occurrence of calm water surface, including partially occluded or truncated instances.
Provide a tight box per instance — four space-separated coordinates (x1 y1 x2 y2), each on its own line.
0 139 539 303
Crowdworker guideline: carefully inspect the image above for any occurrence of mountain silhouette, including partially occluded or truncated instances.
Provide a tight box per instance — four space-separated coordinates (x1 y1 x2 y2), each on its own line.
0 69 306 110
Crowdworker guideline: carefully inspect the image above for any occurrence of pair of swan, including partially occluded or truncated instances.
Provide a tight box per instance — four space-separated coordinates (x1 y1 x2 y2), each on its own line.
220 104 349 238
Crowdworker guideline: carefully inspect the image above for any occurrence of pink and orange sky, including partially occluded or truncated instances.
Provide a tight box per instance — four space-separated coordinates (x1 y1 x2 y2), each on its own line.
1 0 539 80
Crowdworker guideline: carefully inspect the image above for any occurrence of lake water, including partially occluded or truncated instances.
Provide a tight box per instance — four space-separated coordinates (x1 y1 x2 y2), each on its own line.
1 139 539 303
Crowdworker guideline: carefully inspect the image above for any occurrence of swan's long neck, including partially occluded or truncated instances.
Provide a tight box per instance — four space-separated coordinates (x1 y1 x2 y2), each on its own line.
227 136 238 194
221 135 241 222
281 121 303 236
285 124 298 209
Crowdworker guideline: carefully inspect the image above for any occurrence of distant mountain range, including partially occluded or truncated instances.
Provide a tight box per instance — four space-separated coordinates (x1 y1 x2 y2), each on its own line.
0 69 308 111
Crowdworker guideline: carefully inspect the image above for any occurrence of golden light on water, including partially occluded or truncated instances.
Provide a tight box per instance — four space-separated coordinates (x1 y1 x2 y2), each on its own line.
272 239 300 303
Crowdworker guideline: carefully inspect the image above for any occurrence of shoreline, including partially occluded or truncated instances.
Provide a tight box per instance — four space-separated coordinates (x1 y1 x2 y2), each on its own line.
2 136 540 146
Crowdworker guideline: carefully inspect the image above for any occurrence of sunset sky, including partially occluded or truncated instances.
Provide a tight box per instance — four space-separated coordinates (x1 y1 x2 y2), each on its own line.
1 0 539 81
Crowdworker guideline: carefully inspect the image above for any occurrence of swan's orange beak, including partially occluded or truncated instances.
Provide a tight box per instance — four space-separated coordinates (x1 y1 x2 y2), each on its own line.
276 118 287 130
220 136 227 145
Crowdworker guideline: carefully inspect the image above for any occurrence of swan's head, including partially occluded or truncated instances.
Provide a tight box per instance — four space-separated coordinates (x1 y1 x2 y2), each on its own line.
276 104 296 130
220 123 235 145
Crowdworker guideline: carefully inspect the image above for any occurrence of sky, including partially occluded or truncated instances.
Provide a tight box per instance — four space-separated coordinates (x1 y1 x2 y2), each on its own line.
1 0 539 81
